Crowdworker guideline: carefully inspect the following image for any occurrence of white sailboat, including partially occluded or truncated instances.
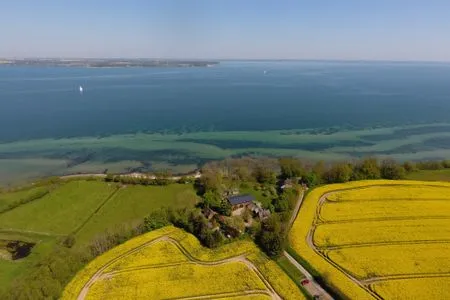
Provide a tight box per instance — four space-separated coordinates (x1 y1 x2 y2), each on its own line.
79 86 83 94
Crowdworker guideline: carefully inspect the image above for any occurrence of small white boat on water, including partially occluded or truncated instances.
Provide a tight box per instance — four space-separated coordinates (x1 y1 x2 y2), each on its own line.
263 70 267 75
79 86 83 94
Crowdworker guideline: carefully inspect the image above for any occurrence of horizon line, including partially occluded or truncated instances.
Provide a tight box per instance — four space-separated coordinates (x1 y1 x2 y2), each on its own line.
1 57 450 64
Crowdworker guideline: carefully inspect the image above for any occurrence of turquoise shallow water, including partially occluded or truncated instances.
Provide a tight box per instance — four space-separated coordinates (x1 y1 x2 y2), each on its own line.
2 61 450 184
1 61 450 142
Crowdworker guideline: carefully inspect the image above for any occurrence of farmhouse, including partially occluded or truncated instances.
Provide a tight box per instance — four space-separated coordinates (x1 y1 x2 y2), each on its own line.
228 194 255 210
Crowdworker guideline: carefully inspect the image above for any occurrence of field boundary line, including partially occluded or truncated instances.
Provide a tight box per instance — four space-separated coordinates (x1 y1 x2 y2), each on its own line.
76 234 282 300
71 186 121 236
168 290 272 300
326 197 450 202
101 261 192 276
317 239 450 250
309 192 381 299
0 228 64 237
319 215 450 224
362 272 450 284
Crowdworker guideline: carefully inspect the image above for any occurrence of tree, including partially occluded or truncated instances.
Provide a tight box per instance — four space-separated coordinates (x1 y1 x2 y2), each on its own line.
352 157 380 180
196 170 222 194
256 215 285 257
380 159 405 180
302 171 321 187
105 173 114 182
324 162 353 183
143 209 169 231
312 160 326 180
279 157 304 179
253 165 276 184
62 234 76 248
403 161 417 173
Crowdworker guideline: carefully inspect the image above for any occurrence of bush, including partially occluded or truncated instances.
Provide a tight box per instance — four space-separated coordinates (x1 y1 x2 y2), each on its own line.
62 234 76 248
381 159 406 180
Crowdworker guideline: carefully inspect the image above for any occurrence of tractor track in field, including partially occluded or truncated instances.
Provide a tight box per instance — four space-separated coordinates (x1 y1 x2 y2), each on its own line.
305 184 450 299
77 235 281 300
307 192 382 299
317 239 450 250
172 290 273 299
362 272 450 284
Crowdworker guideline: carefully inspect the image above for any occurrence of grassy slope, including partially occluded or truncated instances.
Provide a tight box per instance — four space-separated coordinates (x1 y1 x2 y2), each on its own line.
75 184 199 244
405 169 450 181
0 181 116 235
0 186 48 212
0 233 57 294
0 181 199 294
276 256 306 288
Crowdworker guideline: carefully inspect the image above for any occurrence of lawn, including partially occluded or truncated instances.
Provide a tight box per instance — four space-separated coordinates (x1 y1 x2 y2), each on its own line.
0 181 117 235
239 183 274 208
75 184 199 244
289 180 450 299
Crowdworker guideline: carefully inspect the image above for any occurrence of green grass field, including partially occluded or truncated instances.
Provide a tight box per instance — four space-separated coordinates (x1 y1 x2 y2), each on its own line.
0 231 57 295
0 186 49 213
0 179 200 295
75 184 199 244
0 181 117 235
405 169 450 182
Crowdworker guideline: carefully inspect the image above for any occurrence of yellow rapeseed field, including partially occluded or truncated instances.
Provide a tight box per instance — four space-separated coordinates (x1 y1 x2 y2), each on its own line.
62 226 177 300
319 199 450 222
371 277 450 300
104 240 188 272
314 218 450 247
63 226 305 300
247 252 307 300
327 243 450 278
327 184 450 201
289 180 450 299
86 263 266 300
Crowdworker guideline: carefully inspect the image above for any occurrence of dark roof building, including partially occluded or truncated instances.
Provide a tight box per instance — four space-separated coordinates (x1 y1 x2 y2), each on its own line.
228 194 255 206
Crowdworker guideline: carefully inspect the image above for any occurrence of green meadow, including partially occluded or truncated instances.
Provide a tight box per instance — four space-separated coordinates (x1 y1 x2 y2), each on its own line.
0 180 199 292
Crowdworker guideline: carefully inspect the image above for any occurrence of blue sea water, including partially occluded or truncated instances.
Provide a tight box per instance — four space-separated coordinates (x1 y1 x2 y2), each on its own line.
1 61 450 142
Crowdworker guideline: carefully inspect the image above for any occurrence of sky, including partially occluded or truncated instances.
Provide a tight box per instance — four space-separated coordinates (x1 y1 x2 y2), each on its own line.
1 0 450 61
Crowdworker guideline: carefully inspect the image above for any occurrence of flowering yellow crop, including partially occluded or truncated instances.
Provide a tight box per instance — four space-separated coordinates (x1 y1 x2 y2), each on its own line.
178 232 258 261
62 226 177 300
314 218 450 247
214 295 272 300
327 184 450 201
371 277 450 300
86 262 267 300
327 243 450 278
104 240 188 272
289 180 450 299
247 252 306 300
320 199 450 222
63 226 304 300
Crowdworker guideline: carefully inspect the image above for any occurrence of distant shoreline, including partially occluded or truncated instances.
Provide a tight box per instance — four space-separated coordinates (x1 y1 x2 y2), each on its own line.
0 59 219 68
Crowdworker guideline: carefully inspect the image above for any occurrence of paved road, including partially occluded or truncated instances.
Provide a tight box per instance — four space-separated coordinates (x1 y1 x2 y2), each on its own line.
283 188 334 300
